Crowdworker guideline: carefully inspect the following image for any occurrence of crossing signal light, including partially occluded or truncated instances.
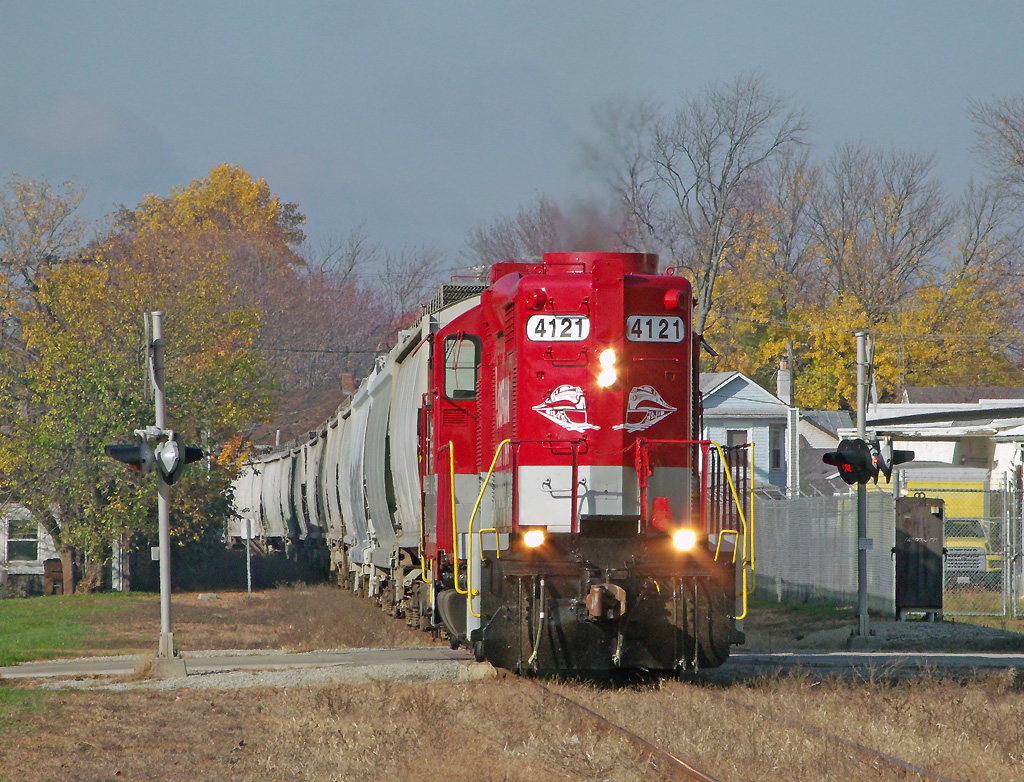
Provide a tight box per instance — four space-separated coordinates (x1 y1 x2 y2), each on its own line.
823 437 915 485
104 441 155 474
876 440 915 483
823 438 873 485
154 439 205 485
105 434 204 484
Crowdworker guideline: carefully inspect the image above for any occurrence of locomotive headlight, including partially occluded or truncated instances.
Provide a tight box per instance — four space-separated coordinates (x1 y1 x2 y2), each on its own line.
523 528 546 548
673 528 698 551
597 348 617 387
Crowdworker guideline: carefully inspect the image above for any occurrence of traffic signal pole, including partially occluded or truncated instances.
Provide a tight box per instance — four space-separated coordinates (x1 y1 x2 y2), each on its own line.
152 312 176 660
856 332 870 638
821 334 914 642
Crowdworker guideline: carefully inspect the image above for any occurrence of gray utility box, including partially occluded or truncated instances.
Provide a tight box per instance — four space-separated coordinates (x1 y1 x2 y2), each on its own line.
893 495 944 619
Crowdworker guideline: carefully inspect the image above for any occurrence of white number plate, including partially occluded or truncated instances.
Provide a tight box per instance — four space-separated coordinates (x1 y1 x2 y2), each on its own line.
626 315 685 343
527 315 590 341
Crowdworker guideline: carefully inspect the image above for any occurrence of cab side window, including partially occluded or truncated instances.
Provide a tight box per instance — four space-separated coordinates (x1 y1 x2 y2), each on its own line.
443 334 481 400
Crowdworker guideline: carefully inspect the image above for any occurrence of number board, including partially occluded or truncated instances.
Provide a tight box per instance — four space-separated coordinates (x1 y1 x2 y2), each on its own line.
526 315 590 342
626 315 685 343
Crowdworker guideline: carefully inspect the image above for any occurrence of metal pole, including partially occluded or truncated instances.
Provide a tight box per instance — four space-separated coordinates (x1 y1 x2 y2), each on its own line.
245 517 253 598
856 331 870 637
152 311 176 659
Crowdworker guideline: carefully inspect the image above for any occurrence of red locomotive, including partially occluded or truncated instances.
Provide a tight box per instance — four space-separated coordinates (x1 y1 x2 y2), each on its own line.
235 251 752 676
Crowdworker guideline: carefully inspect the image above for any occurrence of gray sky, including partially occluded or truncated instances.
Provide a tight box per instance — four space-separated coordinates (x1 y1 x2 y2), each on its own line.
3 1 1023 265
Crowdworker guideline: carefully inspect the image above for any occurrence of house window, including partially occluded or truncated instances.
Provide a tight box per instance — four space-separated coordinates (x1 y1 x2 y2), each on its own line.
769 427 785 471
7 517 38 561
727 430 748 448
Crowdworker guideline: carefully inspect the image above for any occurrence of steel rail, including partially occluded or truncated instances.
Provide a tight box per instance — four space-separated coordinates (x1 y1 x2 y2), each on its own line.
531 682 721 782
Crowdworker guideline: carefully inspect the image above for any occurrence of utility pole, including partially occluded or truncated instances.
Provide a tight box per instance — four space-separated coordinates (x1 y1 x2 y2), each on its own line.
105 312 202 678
151 311 176 660
855 331 871 638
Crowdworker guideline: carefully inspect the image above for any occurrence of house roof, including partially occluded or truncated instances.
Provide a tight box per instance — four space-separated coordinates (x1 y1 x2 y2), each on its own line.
699 371 790 417
849 399 1024 440
699 372 740 395
902 386 1024 404
801 410 852 439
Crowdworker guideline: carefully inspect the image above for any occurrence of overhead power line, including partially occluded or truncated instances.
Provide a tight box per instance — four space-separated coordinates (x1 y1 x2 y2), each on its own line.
258 346 382 355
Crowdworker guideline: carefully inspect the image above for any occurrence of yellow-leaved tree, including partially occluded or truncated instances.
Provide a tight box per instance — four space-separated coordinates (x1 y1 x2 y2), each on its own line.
0 167 288 592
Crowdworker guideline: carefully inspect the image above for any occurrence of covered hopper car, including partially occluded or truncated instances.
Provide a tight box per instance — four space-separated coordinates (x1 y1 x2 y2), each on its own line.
232 252 753 676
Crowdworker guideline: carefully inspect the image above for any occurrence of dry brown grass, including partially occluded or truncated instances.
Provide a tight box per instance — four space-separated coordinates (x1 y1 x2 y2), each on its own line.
78 584 440 655
562 672 1024 781
3 673 1022 781
0 686 268 781
3 587 1024 780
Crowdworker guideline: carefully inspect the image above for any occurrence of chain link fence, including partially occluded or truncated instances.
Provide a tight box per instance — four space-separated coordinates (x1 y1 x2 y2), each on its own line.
754 485 1023 618
754 490 896 614
909 486 1008 617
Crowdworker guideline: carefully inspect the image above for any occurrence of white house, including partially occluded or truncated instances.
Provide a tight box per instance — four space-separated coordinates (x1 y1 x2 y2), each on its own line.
1 503 58 595
700 371 800 495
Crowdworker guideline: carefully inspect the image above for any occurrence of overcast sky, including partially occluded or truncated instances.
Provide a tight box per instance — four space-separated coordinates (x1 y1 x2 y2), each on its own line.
3 2 1023 267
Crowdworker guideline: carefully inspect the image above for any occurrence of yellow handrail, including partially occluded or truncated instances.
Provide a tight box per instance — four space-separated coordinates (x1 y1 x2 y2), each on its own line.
467 439 512 617
419 444 430 582
479 529 501 561
709 441 752 620
749 442 756 590
443 441 467 596
714 529 740 564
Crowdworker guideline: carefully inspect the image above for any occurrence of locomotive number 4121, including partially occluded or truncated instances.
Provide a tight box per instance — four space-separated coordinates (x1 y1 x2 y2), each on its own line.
626 315 685 343
527 315 591 341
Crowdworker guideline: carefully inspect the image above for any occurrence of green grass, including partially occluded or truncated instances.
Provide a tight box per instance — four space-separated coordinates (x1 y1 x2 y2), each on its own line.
0 687 49 734
0 592 151 666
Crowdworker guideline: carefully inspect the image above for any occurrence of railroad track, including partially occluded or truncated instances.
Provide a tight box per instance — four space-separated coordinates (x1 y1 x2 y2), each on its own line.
531 681 721 781
531 679 965 782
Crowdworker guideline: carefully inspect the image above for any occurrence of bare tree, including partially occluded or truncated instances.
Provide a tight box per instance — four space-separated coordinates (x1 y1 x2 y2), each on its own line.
969 93 1024 203
255 234 447 394
582 96 663 255
587 74 808 333
466 197 565 266
809 143 953 321
953 180 1020 273
376 245 446 336
305 224 373 281
253 226 386 390
750 145 823 310
464 196 625 268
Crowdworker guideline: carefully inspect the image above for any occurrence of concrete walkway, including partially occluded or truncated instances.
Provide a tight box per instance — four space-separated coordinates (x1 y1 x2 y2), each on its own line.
0 646 475 680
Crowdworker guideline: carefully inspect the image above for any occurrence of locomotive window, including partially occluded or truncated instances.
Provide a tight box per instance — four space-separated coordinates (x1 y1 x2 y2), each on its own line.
443 334 481 400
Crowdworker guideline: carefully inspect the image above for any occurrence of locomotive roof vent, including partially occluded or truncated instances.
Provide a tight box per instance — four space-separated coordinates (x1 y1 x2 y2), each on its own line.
424 283 488 314
542 252 659 276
